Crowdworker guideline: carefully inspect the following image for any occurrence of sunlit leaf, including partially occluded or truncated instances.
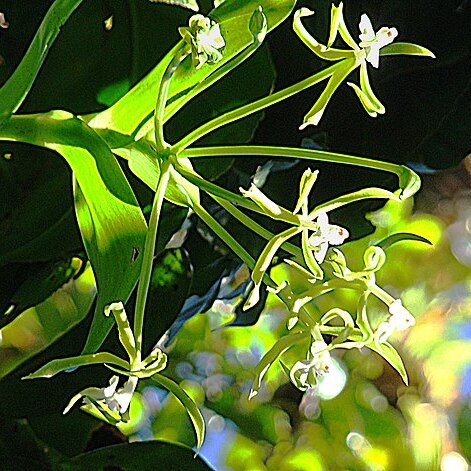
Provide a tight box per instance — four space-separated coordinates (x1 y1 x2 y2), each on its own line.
151 374 205 454
0 0 85 125
0 258 81 328
0 112 147 353
23 353 130 380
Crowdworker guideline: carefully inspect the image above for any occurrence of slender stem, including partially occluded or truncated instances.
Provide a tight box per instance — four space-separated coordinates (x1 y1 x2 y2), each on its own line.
182 145 403 176
182 145 420 199
211 194 303 260
134 159 172 359
154 46 189 152
192 202 257 271
174 161 309 227
171 61 344 154
191 202 315 328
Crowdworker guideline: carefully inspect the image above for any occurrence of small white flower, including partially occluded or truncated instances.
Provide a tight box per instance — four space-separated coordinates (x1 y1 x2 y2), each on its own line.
179 14 225 69
308 213 349 263
375 299 415 343
358 14 398 68
388 299 415 331
290 340 334 391
63 375 138 418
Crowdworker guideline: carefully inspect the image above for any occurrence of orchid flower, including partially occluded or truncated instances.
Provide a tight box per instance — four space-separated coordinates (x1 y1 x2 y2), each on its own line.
293 2 434 128
179 14 225 69
308 212 349 263
241 169 349 310
290 340 334 391
63 375 138 423
375 299 415 344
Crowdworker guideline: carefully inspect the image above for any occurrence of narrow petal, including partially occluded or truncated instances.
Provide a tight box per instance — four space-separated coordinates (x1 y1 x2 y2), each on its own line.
293 168 319 214
293 7 354 61
359 62 385 112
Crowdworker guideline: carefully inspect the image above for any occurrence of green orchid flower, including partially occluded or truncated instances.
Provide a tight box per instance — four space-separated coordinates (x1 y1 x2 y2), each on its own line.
241 169 350 310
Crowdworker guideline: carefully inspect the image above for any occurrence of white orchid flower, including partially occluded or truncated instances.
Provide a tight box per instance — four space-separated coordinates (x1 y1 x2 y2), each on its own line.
290 340 334 391
308 212 349 263
358 14 398 68
179 14 225 69
64 374 138 420
375 299 415 343
388 299 416 331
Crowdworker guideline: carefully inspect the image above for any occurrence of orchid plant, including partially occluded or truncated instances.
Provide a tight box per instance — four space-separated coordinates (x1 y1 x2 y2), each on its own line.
0 0 434 455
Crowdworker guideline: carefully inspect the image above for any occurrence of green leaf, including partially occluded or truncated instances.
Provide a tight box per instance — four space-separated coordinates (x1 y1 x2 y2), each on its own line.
0 259 81 329
88 0 297 138
149 0 199 12
381 42 436 58
96 80 132 108
23 353 130 380
367 341 408 385
151 374 205 454
0 112 147 353
0 417 67 469
0 0 85 126
376 232 433 251
71 441 210 470
0 154 81 263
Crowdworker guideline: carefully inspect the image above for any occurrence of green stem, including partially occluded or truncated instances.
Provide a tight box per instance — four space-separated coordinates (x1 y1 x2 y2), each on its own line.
191 202 315 328
192 202 256 270
211 194 303 260
174 161 307 227
133 159 172 358
182 145 400 175
154 47 190 152
182 145 420 199
171 62 344 154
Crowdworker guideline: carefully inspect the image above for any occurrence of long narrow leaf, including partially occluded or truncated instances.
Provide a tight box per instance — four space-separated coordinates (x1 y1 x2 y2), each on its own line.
151 374 205 454
23 353 129 379
0 113 147 352
0 0 85 125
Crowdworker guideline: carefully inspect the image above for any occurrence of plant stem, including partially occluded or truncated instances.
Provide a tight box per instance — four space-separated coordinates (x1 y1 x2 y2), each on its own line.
174 161 307 227
154 46 189 152
182 145 403 175
181 144 419 197
210 194 303 260
191 202 315 328
133 159 172 359
192 202 256 271
171 61 345 154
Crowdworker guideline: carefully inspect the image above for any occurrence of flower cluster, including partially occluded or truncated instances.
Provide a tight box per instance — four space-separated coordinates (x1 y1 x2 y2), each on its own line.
293 2 433 128
242 169 417 396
